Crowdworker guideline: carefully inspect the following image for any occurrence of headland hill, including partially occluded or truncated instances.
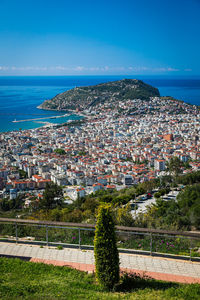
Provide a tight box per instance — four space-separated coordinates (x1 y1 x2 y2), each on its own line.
38 79 160 113
38 78 198 117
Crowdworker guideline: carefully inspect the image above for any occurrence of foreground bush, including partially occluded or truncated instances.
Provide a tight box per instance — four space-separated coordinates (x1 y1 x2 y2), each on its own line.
94 204 119 290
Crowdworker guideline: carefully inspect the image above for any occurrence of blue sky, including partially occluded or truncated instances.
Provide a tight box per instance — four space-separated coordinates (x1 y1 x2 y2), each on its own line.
0 0 199 75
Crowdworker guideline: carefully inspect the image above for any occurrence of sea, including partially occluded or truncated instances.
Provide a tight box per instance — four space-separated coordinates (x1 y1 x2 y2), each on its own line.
0 75 200 133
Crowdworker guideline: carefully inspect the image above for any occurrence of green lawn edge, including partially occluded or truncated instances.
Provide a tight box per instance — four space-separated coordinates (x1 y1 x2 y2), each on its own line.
0 257 200 300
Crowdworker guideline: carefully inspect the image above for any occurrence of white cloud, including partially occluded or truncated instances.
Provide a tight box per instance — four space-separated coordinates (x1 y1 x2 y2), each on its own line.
167 67 179 72
128 66 149 71
0 66 9 70
88 67 100 71
74 66 85 71
7 66 48 71
154 67 180 72
0 65 184 74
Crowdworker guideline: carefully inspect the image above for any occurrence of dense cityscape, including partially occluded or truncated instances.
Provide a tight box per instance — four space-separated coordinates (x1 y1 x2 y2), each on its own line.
0 94 199 212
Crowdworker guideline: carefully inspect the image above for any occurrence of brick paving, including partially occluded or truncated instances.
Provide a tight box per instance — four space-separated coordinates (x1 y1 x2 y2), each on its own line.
0 242 200 284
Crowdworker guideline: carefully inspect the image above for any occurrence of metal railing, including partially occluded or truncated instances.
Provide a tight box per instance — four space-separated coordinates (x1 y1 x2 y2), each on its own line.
0 218 200 260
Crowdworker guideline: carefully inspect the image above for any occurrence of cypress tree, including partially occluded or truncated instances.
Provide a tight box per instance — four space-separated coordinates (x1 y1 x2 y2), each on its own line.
94 204 119 290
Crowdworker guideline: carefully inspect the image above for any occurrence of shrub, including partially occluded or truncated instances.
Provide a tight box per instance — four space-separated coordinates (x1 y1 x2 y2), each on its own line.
57 245 63 250
154 192 161 199
94 204 119 290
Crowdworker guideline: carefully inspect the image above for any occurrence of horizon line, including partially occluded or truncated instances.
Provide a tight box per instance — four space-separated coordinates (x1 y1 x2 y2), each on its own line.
0 74 200 77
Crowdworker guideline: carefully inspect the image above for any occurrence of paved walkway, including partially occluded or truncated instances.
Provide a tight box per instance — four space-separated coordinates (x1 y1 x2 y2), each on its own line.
0 242 200 284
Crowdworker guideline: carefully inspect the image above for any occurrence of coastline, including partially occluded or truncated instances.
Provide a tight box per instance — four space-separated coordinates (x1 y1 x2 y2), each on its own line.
0 107 84 134
0 76 200 133
37 104 86 116
37 104 87 119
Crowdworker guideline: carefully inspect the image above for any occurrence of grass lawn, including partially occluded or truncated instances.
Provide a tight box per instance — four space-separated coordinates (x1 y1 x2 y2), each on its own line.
0 257 200 300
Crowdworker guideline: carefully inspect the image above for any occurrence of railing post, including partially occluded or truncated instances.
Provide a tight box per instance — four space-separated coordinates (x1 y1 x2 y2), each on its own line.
150 233 152 256
190 238 192 261
78 228 81 249
15 222 18 244
46 225 48 246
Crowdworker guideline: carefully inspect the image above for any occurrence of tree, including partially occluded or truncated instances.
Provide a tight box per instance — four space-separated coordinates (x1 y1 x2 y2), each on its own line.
19 169 28 179
167 157 182 177
39 183 64 210
0 198 10 211
154 192 161 199
0 195 24 211
94 204 119 290
54 148 66 155
114 204 134 226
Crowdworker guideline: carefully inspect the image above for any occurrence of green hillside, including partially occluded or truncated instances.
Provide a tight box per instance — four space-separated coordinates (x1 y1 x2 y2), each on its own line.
39 79 160 111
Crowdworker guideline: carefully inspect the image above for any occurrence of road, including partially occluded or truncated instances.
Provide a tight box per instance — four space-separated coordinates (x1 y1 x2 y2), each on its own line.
131 191 179 217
